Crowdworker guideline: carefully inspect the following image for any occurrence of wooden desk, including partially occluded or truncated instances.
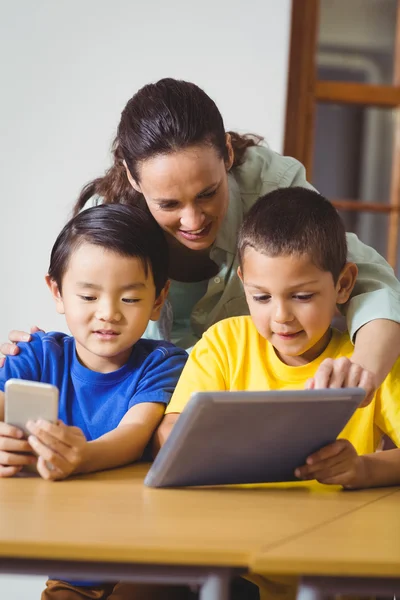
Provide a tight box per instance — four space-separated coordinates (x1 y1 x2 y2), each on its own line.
0 464 396 600
250 487 400 599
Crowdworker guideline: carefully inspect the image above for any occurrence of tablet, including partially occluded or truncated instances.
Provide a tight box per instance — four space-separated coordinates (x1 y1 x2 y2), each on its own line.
144 388 364 488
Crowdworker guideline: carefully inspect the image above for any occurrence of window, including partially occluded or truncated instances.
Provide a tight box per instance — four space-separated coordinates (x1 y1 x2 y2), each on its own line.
285 0 400 269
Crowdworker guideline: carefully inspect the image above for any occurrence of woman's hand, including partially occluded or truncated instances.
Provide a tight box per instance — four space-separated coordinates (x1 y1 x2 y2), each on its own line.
0 326 43 367
295 439 367 489
26 419 87 481
305 357 376 407
0 422 37 476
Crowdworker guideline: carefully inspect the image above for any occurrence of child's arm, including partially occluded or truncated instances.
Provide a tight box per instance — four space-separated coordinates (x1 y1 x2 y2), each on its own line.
152 412 180 456
77 402 165 473
26 402 165 480
295 438 400 489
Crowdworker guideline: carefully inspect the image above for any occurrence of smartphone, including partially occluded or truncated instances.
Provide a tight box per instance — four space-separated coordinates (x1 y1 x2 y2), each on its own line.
5 379 59 435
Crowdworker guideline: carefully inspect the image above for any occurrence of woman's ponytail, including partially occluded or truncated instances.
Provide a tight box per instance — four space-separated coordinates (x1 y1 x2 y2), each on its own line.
228 132 264 169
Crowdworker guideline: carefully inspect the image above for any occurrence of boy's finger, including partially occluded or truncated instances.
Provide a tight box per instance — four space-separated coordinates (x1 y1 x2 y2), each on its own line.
36 456 62 481
27 420 73 446
305 440 345 465
26 426 67 453
315 467 350 483
315 464 355 485
28 434 79 467
28 436 70 471
36 456 52 480
0 450 37 466
53 420 82 438
29 421 83 448
0 437 32 453
297 454 350 479
0 465 23 477
28 433 73 464
317 475 352 486
26 421 68 447
0 423 25 439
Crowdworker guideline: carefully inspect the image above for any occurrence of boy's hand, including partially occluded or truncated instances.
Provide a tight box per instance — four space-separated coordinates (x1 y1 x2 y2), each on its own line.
295 439 367 488
0 422 37 476
26 419 87 481
305 357 376 406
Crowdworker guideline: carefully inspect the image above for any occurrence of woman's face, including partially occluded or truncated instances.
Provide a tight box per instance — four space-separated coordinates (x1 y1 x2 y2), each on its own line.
126 142 233 251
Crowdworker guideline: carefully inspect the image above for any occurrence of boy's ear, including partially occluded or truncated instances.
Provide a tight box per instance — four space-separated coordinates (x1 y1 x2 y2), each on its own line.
123 160 141 193
150 280 170 322
336 262 358 305
45 274 65 315
237 265 244 283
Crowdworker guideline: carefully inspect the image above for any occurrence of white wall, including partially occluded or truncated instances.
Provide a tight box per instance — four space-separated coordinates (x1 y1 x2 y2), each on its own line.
0 1 291 597
0 0 291 345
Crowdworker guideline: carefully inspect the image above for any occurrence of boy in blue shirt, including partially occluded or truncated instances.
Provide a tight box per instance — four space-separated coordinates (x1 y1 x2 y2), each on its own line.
0 204 188 598
0 204 187 480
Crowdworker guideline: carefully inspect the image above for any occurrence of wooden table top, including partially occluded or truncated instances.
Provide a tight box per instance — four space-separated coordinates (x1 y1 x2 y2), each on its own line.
250 487 400 577
0 464 396 568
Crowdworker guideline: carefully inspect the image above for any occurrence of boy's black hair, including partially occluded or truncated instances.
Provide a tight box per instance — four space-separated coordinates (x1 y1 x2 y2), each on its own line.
238 187 347 283
48 204 168 296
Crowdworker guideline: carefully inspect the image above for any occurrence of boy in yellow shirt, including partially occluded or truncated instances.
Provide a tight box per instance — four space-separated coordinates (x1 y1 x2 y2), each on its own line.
154 187 400 600
158 186 400 489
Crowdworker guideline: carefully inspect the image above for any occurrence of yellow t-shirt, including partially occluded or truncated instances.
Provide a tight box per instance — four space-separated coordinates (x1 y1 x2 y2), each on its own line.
167 316 400 453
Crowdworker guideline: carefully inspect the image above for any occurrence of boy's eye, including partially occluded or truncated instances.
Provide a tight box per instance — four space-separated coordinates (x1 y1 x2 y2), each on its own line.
122 298 140 304
79 295 96 302
253 294 271 303
293 294 314 301
198 190 217 200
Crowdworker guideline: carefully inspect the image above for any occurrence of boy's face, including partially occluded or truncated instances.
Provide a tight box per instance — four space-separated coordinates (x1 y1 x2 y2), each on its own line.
46 243 167 373
238 247 355 366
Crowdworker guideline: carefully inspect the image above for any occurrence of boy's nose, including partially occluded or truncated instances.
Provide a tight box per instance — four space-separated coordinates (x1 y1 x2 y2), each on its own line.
274 302 293 323
96 302 121 322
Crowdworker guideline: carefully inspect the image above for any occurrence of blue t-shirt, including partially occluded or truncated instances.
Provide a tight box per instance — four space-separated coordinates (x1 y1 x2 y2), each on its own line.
0 332 187 438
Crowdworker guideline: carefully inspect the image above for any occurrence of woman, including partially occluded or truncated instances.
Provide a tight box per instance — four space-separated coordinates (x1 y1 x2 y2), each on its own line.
3 77 400 398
